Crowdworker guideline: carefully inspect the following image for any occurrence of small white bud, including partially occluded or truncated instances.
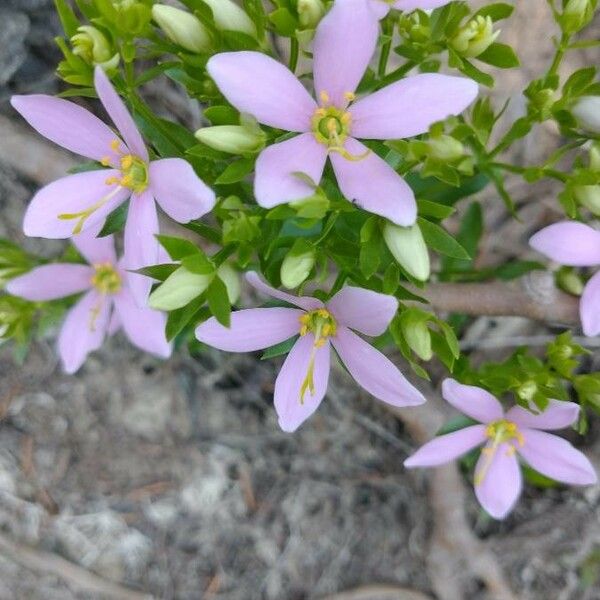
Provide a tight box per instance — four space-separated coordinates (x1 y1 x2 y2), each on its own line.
202 0 257 37
152 4 212 54
195 125 264 154
383 223 430 282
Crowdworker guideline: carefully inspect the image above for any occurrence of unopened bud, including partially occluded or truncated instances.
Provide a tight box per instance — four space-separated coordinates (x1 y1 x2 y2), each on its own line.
427 134 465 162
152 4 212 53
572 96 600 134
401 316 433 362
149 266 213 311
589 145 600 172
557 268 585 296
280 240 316 289
202 0 257 36
517 380 538 402
71 26 119 70
574 185 600 216
297 0 326 28
217 263 241 304
451 15 499 58
195 125 264 154
383 222 430 282
562 0 594 32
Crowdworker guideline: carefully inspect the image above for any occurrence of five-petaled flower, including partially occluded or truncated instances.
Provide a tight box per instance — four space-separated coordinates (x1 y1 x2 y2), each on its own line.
206 0 477 226
6 227 172 374
370 0 452 20
530 221 600 337
405 379 597 519
11 66 216 304
195 272 425 432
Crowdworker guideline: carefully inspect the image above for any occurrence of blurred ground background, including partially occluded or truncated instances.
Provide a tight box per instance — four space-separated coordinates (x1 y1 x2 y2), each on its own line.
0 1 600 599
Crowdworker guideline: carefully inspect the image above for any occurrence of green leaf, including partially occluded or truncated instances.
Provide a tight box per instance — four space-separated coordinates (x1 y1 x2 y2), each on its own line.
204 105 239 125
54 0 80 37
418 218 470 259
207 276 231 327
262 336 297 360
473 2 514 21
156 235 200 260
268 7 298 37
134 263 179 282
181 252 215 275
98 201 129 237
166 296 205 341
416 199 456 220
477 43 520 69
215 157 255 184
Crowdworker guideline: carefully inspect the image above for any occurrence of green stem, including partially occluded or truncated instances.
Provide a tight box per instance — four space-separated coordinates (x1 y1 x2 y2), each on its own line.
289 37 299 74
378 18 394 78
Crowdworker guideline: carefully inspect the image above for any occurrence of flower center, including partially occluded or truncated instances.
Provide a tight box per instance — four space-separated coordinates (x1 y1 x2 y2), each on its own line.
58 139 148 235
475 419 525 487
311 91 370 162
298 308 337 403
91 262 122 295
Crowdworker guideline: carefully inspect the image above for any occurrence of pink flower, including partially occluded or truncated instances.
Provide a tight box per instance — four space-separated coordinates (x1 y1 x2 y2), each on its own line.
6 227 172 374
530 221 600 336
11 66 216 304
405 379 597 519
370 0 453 20
195 272 425 431
206 0 477 226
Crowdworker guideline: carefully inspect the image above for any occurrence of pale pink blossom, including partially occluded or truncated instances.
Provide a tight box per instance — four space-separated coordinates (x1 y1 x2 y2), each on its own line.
196 272 425 431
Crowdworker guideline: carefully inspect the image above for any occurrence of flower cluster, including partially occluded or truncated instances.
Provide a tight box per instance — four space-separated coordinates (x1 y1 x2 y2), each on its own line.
3 0 598 521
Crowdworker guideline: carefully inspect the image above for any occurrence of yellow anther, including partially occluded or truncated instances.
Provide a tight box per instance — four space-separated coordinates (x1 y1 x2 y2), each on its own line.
341 112 351 125
320 90 330 105
105 176 119 185
315 108 326 117
317 309 330 318
300 325 308 336
121 155 134 170
344 91 356 102
120 175 133 187
110 138 122 153
100 156 112 167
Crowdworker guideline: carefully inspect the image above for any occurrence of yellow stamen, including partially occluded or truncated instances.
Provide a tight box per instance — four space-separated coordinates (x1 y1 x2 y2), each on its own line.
121 155 134 170
344 91 356 102
110 138 122 153
320 90 330 105
101 156 112 167
58 184 123 235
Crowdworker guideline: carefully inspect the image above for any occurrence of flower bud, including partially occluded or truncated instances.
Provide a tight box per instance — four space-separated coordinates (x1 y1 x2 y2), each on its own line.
557 268 585 296
572 96 600 134
71 26 119 70
195 125 264 154
574 185 600 216
149 266 213 311
589 145 600 172
517 380 537 402
280 240 316 289
152 4 212 53
562 0 594 32
297 0 326 29
401 317 433 362
427 134 465 162
451 15 500 58
217 263 241 304
383 223 430 282
202 0 257 36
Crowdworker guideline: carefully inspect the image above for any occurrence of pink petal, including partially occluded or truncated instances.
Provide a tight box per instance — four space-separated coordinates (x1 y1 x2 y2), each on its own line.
581 271 600 336
350 74 477 140
394 0 453 10
113 291 172 358
274 334 330 432
330 138 417 225
7 264 92 301
72 225 117 265
313 0 379 107
207 52 316 132
150 158 215 223
196 307 303 352
369 1 390 19
254 133 328 208
11 94 124 163
441 378 504 423
332 326 425 406
474 442 522 519
506 399 580 431
529 222 600 266
108 310 121 336
58 290 111 374
94 67 148 160
404 425 487 467
123 192 160 305
518 429 597 486
326 286 397 336
23 170 130 239
246 271 323 311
